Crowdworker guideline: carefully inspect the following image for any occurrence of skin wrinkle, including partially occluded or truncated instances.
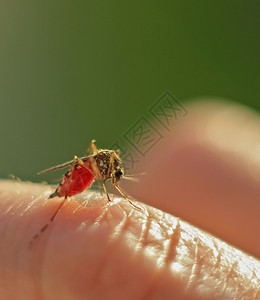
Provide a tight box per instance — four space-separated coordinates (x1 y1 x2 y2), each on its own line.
109 204 132 242
87 203 130 292
198 236 219 293
176 221 260 299
80 201 168 299
250 270 260 300
164 220 180 266
92 202 110 227
4 203 15 214
227 261 239 298
72 202 83 214
242 264 260 299
214 237 258 298
212 241 226 297
133 208 174 300
20 196 40 216
157 219 181 268
136 212 156 299
146 208 182 264
133 205 260 299
213 238 222 269
139 218 181 300
135 210 151 252
217 244 231 294
229 260 244 298
208 239 233 297
186 238 200 293
76 190 106 208
85 203 148 299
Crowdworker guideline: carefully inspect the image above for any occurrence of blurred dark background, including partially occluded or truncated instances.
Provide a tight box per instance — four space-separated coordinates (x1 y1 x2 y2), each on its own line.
0 1 259 181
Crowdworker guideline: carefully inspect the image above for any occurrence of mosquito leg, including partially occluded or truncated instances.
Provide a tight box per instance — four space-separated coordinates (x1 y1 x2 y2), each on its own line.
29 195 68 248
91 139 98 155
107 151 115 178
102 181 111 202
111 185 116 201
101 151 117 201
114 184 141 211
37 158 76 175
97 180 104 197
29 165 74 248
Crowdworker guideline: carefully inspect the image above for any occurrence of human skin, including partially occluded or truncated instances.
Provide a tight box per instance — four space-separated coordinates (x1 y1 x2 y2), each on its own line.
0 101 260 299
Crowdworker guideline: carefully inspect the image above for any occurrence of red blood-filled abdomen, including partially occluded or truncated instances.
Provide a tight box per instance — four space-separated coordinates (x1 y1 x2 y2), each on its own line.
59 164 94 197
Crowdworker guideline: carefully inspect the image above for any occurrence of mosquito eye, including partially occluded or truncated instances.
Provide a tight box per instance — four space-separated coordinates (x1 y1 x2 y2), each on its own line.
115 170 123 179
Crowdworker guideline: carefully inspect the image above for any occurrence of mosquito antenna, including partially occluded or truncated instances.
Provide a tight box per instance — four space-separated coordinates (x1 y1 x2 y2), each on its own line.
122 172 146 183
124 172 146 177
121 176 139 183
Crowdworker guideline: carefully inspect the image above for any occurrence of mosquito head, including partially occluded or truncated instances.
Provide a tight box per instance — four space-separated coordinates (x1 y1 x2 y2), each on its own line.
115 169 123 181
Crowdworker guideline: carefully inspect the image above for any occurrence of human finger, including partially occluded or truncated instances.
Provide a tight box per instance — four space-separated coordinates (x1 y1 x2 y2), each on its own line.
125 100 260 258
0 180 259 299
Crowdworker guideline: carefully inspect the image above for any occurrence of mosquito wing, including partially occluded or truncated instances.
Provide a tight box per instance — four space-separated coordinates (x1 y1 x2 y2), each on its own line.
37 155 91 175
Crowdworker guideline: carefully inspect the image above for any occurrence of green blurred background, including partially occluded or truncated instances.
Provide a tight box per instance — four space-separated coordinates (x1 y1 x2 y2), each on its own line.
0 1 259 181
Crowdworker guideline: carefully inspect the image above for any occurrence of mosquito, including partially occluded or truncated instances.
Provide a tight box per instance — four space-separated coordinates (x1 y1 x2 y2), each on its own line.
29 140 140 247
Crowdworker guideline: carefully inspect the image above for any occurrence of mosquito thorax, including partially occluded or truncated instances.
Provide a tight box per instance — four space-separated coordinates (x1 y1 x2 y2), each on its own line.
92 150 123 180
